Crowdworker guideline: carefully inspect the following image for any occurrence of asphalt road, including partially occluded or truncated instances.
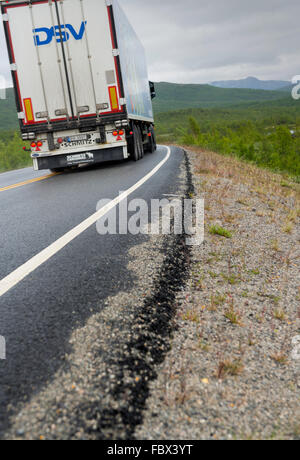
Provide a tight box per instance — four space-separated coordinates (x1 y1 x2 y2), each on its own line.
0 145 186 438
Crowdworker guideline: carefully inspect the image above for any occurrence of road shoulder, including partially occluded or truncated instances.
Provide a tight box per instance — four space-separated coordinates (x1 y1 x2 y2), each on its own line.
136 147 300 440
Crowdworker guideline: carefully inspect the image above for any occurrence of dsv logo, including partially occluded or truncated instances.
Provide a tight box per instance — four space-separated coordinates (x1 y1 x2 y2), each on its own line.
33 21 87 46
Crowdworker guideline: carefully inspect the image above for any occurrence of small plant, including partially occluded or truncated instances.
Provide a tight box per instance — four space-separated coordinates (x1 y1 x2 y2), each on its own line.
236 199 249 206
271 295 281 305
271 353 288 365
280 181 294 189
208 251 223 262
249 268 260 276
270 239 280 252
208 270 218 279
224 213 236 223
282 222 293 234
210 293 226 309
181 309 200 323
209 225 232 239
256 314 264 323
221 273 240 285
198 340 210 352
273 309 286 321
217 359 244 379
287 210 297 223
224 306 243 326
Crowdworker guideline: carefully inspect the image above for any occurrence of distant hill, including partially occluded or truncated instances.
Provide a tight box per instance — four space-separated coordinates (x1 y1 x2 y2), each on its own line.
278 85 294 92
210 76 290 91
155 97 300 141
152 81 289 113
0 83 293 131
0 88 18 131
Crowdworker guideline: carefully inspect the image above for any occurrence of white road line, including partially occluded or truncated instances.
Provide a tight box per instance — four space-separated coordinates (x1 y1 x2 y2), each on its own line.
0 146 171 298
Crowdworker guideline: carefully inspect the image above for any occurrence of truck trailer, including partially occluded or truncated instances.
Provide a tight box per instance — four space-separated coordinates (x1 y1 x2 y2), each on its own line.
1 0 156 171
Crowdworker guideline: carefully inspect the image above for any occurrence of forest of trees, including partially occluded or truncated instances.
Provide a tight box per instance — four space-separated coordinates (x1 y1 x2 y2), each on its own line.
156 100 300 180
0 130 31 172
181 117 300 178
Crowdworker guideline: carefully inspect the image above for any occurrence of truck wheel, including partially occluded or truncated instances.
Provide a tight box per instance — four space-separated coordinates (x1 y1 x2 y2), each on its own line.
151 126 157 151
147 126 157 153
132 125 143 161
139 127 144 159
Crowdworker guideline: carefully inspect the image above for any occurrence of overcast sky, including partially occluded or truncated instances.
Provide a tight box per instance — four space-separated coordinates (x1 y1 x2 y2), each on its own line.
1 0 299 86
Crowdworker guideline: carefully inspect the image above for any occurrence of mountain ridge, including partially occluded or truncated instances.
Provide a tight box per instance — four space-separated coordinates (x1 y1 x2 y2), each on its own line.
0 83 293 131
152 81 290 113
211 76 291 91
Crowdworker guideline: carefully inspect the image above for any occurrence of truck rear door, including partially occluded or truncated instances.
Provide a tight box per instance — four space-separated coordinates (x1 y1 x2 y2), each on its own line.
2 0 124 129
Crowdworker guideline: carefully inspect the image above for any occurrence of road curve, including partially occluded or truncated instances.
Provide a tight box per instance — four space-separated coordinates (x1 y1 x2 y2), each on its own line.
0 145 187 439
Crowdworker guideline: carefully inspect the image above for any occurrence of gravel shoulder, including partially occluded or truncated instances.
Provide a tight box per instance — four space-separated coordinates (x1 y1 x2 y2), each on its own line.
136 147 300 440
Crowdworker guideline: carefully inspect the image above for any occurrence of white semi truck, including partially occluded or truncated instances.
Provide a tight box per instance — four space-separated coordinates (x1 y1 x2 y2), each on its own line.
1 0 156 171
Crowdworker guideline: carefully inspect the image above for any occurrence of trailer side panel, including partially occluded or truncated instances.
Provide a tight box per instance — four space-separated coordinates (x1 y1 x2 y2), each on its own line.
112 0 154 123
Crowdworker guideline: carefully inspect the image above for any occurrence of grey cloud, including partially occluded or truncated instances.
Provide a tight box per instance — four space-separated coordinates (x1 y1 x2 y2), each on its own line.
119 0 300 83
0 0 299 86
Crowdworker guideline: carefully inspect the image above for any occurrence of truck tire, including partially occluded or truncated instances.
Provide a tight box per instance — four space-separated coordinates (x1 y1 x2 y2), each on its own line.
147 126 157 153
132 125 143 161
152 126 157 151
139 127 144 159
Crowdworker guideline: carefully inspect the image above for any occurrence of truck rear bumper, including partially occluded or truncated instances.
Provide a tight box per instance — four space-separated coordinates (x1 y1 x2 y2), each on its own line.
34 146 126 171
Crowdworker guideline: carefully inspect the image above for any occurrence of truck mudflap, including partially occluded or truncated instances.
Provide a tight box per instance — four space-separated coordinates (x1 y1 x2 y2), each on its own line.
34 146 126 171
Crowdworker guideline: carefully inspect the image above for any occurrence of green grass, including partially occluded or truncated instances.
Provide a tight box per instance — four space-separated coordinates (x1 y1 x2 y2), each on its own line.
156 99 300 180
209 225 233 238
0 131 31 172
0 88 32 172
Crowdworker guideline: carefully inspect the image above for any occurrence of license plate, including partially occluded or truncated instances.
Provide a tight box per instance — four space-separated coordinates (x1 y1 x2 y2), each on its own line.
66 140 89 147
67 153 94 163
70 134 89 141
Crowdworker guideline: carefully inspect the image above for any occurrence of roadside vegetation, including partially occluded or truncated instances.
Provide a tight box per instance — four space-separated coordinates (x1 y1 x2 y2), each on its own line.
0 130 30 172
156 100 300 180
0 87 31 172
